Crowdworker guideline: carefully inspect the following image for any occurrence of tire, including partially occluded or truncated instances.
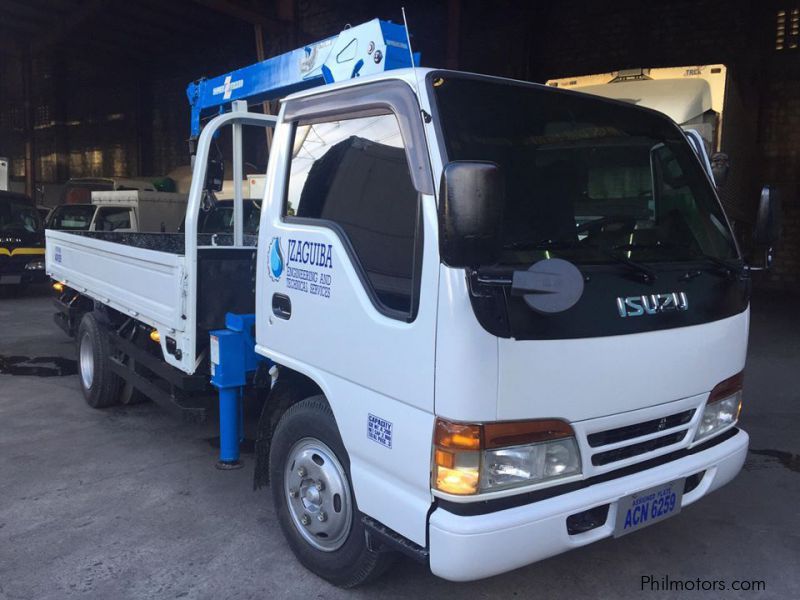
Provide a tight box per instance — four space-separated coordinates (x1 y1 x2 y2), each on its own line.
269 396 394 587
77 313 122 409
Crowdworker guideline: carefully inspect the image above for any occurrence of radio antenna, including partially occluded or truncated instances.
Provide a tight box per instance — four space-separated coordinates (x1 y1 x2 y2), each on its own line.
401 7 421 98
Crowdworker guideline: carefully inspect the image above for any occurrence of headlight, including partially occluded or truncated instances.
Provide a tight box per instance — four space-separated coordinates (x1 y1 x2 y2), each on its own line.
482 438 580 490
25 259 45 270
695 372 743 442
433 418 582 495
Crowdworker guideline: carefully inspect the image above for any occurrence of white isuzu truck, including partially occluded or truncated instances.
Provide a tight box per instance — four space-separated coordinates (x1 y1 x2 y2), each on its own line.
45 21 781 588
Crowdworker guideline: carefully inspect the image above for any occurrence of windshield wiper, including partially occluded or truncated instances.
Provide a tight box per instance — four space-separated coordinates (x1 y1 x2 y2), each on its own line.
504 239 656 282
503 239 580 251
600 249 657 283
696 253 744 276
613 242 744 276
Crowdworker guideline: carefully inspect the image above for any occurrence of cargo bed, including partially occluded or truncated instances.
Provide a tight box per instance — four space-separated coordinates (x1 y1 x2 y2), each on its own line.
46 229 258 374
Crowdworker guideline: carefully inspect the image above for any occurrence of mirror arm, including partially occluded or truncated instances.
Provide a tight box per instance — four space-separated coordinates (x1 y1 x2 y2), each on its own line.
746 247 775 272
510 270 563 296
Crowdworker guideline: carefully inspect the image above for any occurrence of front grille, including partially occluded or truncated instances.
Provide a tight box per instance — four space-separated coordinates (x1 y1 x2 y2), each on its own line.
587 409 695 447
592 431 687 466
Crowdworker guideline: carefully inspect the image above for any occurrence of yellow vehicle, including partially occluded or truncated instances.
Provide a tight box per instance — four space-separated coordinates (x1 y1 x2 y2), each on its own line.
0 191 46 288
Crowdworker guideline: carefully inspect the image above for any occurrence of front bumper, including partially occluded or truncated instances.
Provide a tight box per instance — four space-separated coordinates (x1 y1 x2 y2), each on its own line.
0 270 47 284
0 253 47 284
428 428 748 581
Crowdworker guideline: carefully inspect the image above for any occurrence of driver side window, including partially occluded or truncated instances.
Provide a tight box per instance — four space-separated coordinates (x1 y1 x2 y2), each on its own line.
285 113 422 320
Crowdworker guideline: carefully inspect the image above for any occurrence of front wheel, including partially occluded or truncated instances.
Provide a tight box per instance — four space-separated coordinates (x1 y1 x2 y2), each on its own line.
269 396 393 587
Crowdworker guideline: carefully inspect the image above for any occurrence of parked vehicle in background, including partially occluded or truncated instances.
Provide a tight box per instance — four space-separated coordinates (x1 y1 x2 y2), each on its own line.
36 206 51 222
183 176 266 234
546 65 759 230
46 204 96 231
47 191 187 233
0 191 46 288
196 199 261 234
0 157 9 192
89 190 187 233
59 177 158 205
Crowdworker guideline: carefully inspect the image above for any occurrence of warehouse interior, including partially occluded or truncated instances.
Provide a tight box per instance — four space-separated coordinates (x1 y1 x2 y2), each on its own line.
1 2 799 598
1 0 798 288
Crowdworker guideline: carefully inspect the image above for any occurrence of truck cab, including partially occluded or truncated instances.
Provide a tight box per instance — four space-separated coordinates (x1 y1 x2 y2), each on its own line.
248 68 751 581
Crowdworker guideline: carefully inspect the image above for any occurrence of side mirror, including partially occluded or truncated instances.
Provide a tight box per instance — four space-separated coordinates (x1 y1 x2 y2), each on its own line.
201 189 218 213
754 185 781 246
710 152 730 188
751 185 781 271
205 159 225 192
438 161 504 268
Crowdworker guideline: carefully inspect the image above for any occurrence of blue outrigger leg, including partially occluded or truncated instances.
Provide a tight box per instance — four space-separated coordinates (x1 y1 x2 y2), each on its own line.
209 314 267 469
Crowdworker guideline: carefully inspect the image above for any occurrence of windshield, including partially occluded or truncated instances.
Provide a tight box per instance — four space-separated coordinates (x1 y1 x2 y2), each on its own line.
48 205 96 230
430 74 738 266
94 207 133 231
0 197 42 233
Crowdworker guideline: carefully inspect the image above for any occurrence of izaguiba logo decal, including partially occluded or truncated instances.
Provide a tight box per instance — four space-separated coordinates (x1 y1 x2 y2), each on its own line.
270 236 334 299
268 237 284 282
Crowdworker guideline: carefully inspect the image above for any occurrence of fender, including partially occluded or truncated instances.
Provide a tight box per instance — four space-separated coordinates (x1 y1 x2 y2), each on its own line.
252 366 323 489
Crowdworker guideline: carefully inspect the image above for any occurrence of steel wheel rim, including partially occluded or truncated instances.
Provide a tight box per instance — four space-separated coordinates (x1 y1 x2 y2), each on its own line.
284 437 353 552
79 332 94 390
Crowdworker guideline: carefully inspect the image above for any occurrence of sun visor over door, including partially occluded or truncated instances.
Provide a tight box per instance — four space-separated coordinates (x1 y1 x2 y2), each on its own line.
282 79 434 195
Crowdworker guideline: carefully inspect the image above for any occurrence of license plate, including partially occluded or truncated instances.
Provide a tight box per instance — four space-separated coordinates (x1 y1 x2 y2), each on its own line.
0 275 22 285
614 478 684 537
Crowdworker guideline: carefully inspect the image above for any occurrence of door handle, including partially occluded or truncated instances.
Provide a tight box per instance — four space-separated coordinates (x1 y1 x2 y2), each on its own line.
272 293 291 320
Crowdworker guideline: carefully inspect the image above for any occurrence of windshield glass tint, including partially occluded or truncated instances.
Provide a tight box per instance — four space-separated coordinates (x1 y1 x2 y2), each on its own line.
0 198 42 233
50 205 96 230
430 75 737 265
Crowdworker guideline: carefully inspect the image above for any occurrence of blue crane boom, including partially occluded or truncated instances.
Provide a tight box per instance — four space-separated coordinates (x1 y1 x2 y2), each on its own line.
186 18 419 140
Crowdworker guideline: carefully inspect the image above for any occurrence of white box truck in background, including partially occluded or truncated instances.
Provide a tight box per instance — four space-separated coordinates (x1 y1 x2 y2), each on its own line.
0 157 9 192
45 190 188 233
547 65 760 231
89 190 187 232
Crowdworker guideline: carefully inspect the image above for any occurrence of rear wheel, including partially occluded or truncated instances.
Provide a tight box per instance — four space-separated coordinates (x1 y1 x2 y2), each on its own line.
77 313 121 409
269 396 393 587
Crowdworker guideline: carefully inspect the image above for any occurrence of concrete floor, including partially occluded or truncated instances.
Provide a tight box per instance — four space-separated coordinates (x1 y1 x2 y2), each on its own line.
1 285 798 600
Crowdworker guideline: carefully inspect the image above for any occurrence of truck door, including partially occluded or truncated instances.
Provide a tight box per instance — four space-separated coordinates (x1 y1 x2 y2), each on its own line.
256 81 438 545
